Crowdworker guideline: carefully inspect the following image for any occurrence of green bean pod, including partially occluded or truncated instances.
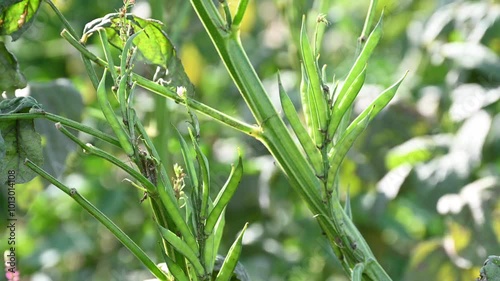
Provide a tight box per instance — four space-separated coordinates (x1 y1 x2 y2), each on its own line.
341 71 408 141
326 109 371 192
175 127 199 192
278 75 323 176
215 223 248 281
327 65 367 141
232 0 249 29
191 128 210 219
300 16 329 147
120 31 141 75
326 71 406 189
299 64 313 137
97 29 118 83
203 211 225 275
156 179 199 254
163 255 189 281
157 224 205 276
205 156 243 235
327 13 383 142
96 70 134 156
118 32 141 118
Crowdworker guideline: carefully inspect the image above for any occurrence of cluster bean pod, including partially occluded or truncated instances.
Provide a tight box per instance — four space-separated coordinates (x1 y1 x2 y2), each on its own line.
278 75 324 176
96 70 134 156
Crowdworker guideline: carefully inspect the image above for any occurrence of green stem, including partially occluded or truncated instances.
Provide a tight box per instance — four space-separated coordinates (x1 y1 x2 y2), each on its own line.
55 123 157 194
132 74 258 136
56 32 257 139
0 112 120 147
45 0 100 88
189 0 391 280
44 0 78 38
24 159 168 281
60 29 107 67
134 118 193 271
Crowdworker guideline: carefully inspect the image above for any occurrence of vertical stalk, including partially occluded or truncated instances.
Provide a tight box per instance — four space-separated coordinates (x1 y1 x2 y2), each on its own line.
189 0 391 279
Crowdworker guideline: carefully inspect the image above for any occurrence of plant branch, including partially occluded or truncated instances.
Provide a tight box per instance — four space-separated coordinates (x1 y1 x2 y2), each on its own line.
55 123 157 194
24 159 168 281
0 111 121 147
45 0 100 88
189 0 392 279
132 74 258 137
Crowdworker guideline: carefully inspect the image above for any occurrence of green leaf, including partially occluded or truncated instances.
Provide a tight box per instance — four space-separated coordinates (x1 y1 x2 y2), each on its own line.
345 71 408 137
83 13 195 96
0 0 42 41
0 97 43 184
161 258 189 281
0 96 39 114
0 42 26 93
213 254 250 281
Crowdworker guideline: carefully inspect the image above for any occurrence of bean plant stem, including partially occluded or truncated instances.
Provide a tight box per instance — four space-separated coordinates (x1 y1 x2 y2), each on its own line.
45 0 100 88
0 111 120 147
24 159 168 281
189 0 391 279
132 74 258 136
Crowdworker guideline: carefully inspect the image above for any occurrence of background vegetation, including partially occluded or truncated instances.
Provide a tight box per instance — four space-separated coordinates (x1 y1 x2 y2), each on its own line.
1 0 499 280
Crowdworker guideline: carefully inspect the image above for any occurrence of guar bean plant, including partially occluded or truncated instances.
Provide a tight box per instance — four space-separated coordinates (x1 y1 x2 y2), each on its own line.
1 0 447 280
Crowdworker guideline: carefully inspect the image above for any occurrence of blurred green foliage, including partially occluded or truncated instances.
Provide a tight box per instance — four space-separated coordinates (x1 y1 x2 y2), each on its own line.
1 0 499 280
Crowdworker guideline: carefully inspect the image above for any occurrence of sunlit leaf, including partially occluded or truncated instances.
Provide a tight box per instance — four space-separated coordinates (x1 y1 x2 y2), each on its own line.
0 0 41 41
83 13 195 95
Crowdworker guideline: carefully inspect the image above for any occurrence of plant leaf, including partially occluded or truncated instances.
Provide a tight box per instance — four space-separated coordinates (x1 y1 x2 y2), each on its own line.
0 42 27 93
83 13 195 96
190 127 210 219
0 0 42 41
0 96 43 184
